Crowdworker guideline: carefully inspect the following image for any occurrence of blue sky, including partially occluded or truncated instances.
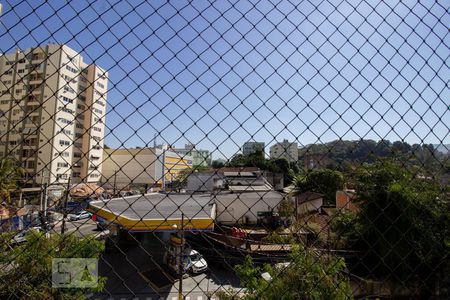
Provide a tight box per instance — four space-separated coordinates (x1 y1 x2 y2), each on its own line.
1 0 449 159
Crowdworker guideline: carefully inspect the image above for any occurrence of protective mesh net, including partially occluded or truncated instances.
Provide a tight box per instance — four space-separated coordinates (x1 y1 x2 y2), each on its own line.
0 0 448 299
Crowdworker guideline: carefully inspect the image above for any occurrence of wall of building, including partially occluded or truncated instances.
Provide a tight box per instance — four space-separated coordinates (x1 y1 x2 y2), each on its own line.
214 191 284 225
102 148 193 187
101 148 159 187
336 190 360 212
297 198 323 216
269 139 298 162
156 148 193 183
186 172 223 192
172 145 211 167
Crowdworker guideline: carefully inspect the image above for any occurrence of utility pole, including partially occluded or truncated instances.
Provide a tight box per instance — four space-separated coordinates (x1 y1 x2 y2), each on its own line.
60 177 71 235
162 149 166 192
178 213 184 300
43 183 48 218
113 172 117 197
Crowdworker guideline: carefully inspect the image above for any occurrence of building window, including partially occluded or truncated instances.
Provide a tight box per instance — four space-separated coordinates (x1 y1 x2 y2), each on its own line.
59 140 71 146
60 96 73 104
63 85 75 93
58 106 74 114
56 173 68 180
57 117 73 125
65 65 77 73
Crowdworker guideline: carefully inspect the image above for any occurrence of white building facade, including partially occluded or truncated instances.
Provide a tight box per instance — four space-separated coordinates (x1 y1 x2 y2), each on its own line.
269 139 298 163
242 141 265 156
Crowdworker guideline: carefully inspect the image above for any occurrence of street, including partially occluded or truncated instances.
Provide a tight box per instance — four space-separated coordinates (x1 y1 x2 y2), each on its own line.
92 237 241 300
52 218 107 238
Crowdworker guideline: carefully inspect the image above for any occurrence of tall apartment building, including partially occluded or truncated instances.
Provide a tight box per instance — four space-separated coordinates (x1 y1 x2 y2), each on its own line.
0 44 108 186
242 141 265 156
269 139 298 163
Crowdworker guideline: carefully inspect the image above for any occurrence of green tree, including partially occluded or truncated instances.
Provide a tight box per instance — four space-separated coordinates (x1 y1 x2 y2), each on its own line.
333 162 450 296
211 160 225 169
0 232 106 299
291 169 344 205
0 158 23 205
222 245 352 299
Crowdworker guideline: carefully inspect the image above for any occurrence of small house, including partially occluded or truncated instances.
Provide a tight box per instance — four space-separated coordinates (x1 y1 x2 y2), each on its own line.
294 192 324 216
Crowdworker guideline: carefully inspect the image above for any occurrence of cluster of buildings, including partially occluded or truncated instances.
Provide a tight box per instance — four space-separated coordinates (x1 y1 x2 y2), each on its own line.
1 43 313 193
242 139 299 163
0 44 213 190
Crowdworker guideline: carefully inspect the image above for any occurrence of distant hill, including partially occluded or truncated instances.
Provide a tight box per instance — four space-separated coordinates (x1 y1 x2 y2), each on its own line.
298 139 448 174
433 144 450 154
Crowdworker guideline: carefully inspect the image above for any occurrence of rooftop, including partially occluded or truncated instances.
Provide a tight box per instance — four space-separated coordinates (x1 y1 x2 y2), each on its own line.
87 193 215 232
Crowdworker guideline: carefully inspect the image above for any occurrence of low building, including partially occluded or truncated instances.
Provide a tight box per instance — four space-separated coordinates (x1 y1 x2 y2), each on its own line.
242 141 265 156
186 171 223 193
336 190 360 212
270 139 298 162
101 147 192 189
294 192 324 216
186 167 272 193
102 148 160 188
213 190 286 225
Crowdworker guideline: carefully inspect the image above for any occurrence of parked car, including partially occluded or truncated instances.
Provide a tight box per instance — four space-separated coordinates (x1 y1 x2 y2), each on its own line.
185 249 208 274
68 210 92 221
10 227 43 245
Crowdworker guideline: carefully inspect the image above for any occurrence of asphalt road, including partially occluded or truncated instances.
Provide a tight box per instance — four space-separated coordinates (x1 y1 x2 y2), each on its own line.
92 234 241 300
52 218 107 238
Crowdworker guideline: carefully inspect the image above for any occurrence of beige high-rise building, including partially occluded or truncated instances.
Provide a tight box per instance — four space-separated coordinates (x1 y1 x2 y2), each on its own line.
0 44 108 186
270 139 298 163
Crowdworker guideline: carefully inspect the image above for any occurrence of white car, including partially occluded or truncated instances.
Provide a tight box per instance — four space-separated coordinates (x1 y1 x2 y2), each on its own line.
185 249 208 274
10 227 43 245
68 210 92 221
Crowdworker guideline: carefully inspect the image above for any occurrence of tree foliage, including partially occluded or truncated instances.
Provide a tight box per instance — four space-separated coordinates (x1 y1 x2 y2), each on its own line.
225 245 352 299
0 158 23 205
291 169 344 205
299 139 449 180
0 232 106 299
211 160 225 169
226 152 299 185
332 162 450 295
